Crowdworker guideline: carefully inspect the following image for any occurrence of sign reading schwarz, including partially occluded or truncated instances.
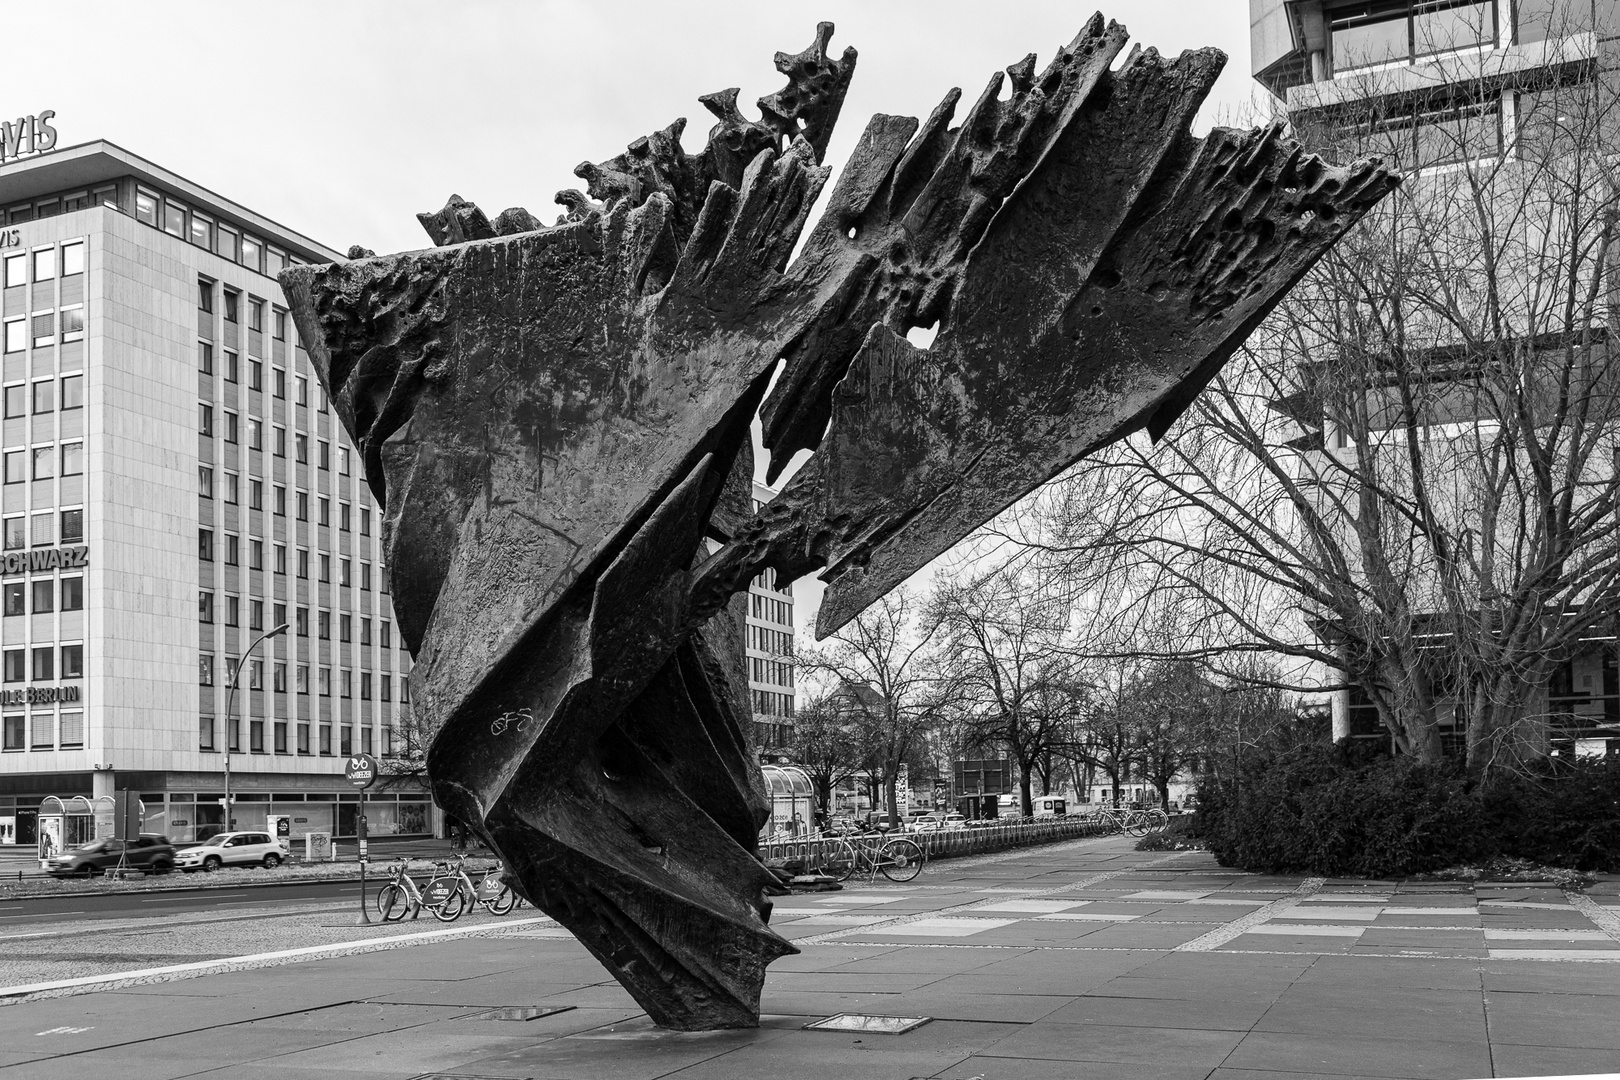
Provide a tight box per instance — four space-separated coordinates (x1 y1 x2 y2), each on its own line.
0 685 80 706
1 546 88 576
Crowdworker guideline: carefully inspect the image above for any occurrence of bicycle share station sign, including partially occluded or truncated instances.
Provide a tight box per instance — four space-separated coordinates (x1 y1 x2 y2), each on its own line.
345 753 377 860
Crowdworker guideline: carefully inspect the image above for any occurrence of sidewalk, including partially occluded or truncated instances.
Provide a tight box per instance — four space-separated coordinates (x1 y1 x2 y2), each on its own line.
1 835 1617 1079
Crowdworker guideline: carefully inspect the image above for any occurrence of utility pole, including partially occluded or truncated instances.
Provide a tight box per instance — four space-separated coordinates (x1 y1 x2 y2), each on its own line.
222 623 288 838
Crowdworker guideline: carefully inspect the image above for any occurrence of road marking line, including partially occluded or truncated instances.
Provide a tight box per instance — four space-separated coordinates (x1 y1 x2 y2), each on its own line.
0 916 559 1002
0 911 82 919
1175 877 1325 952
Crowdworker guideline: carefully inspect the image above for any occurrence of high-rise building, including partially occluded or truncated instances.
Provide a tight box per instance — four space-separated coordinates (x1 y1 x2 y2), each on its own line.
0 139 431 852
747 482 795 753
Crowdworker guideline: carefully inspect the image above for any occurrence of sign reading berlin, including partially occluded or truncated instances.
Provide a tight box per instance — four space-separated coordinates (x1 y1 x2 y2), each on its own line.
1 545 89 576
0 111 57 165
345 753 378 790
0 685 80 707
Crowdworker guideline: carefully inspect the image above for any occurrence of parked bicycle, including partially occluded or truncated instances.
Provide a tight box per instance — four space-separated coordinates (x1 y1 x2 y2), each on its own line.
418 853 519 922
1090 806 1169 837
376 860 434 922
822 829 925 883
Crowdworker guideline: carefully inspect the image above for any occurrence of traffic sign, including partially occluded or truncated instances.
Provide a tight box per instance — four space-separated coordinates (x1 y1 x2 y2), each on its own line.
345 753 379 789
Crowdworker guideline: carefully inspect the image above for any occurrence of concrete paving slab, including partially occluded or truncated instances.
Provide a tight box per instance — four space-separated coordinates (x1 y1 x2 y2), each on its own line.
976 1019 1246 1067
1489 1040 1620 1077
1219 1030 1492 1078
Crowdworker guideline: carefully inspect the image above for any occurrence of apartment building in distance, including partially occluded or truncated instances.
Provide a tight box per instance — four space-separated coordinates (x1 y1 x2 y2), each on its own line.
0 138 430 851
747 482 796 754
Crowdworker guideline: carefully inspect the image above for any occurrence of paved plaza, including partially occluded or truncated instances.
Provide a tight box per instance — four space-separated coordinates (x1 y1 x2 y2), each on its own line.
1 834 1618 1079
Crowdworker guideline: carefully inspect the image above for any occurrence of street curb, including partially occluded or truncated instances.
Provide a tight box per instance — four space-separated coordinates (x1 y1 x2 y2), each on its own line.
0 915 558 1006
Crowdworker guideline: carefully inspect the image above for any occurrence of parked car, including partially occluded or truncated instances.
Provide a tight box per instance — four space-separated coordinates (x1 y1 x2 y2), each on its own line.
940 812 968 829
909 811 948 832
44 834 176 878
174 831 288 873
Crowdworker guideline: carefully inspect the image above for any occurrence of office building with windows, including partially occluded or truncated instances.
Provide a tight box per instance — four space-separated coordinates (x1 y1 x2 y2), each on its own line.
747 483 795 753
0 140 431 850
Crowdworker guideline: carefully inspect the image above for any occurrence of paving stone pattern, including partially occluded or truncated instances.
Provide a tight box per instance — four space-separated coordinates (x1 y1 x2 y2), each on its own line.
0 835 1617 1078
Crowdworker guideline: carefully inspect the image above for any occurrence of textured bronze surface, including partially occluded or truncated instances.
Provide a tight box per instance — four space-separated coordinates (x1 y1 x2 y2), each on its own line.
282 15 1395 1030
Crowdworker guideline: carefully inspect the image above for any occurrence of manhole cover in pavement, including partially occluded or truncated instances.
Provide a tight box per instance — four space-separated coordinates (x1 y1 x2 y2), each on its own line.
473 1005 577 1022
805 1013 932 1035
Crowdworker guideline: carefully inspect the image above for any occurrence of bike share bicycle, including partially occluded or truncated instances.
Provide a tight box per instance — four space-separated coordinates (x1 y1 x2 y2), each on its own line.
376 853 520 922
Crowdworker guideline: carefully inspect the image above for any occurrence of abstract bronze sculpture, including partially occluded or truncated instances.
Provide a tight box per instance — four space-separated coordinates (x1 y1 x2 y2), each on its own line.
282 15 1395 1031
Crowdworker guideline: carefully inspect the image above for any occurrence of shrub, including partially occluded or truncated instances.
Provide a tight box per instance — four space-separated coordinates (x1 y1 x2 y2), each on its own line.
1194 746 1620 876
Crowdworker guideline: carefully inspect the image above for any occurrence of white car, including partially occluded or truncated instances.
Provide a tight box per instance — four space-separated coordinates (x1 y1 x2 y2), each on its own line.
175 831 289 872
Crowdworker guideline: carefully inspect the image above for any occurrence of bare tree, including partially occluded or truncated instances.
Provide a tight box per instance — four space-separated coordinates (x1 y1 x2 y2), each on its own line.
799 589 951 828
787 692 861 824
931 564 1080 816
1017 23 1620 777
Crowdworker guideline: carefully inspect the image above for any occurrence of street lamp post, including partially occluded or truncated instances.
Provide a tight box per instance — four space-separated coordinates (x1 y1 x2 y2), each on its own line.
222 623 288 838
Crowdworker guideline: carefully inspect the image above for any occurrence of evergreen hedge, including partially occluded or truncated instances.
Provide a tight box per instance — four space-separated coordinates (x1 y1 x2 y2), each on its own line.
1194 744 1620 877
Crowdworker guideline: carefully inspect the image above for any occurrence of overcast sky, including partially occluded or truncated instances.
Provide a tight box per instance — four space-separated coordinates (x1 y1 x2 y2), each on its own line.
16 1 1260 256
15 0 1262 634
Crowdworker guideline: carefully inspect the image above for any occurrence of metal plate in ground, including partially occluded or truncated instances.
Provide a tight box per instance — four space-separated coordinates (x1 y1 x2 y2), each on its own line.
473 1005 577 1021
804 1013 932 1034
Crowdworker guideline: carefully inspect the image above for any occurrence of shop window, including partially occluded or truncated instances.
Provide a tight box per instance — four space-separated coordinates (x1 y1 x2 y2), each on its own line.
3 582 21 616
61 374 82 410
61 577 82 611
61 644 81 679
60 509 82 542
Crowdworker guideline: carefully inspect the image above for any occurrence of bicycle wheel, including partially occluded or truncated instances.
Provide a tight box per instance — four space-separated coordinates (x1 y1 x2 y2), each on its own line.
423 877 464 922
822 839 857 882
879 838 924 882
1125 813 1151 838
376 883 411 922
1148 809 1169 831
487 886 517 916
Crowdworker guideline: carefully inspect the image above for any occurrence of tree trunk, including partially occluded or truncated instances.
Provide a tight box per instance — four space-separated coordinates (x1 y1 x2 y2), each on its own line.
1155 779 1170 807
885 772 900 829
1019 768 1034 817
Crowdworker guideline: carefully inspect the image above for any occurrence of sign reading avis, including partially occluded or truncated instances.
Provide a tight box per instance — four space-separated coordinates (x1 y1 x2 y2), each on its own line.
0 111 57 165
344 753 378 790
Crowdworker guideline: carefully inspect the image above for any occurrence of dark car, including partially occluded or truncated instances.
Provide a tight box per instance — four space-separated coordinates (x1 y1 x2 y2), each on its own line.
43 834 177 878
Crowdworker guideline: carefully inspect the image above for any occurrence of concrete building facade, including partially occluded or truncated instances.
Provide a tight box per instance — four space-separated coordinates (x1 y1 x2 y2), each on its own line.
0 141 430 851
747 482 796 753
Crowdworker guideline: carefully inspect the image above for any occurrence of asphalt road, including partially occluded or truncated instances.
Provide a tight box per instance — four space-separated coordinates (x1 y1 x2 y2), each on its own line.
0 877 368 925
